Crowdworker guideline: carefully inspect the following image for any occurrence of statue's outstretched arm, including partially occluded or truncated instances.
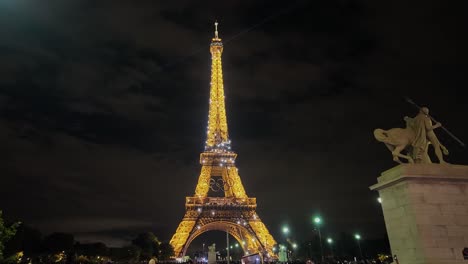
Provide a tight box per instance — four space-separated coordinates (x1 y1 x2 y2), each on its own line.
426 118 442 131
432 122 442 130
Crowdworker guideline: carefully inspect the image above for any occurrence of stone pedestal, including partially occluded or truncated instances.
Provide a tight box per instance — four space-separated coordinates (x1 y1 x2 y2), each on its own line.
208 244 216 264
370 164 468 264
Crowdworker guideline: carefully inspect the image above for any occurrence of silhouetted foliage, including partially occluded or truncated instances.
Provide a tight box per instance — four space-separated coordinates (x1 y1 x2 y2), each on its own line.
159 242 175 260
43 232 74 253
75 242 109 257
0 211 20 262
132 232 160 260
110 245 141 261
5 224 42 257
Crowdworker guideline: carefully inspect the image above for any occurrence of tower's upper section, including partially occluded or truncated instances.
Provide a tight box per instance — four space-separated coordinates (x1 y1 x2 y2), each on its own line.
205 22 231 152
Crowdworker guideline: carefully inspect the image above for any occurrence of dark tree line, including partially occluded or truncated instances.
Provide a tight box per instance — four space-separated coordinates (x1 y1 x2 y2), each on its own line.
0 211 174 264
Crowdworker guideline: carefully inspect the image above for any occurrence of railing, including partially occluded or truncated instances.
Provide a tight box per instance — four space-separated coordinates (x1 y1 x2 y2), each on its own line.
186 196 256 208
200 152 237 166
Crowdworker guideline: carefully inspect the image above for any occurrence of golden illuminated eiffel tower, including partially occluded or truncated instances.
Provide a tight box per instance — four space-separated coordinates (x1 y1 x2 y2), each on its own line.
170 22 277 259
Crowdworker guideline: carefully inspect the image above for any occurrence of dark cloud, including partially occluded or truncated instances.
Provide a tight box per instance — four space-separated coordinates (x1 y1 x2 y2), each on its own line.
1 0 467 248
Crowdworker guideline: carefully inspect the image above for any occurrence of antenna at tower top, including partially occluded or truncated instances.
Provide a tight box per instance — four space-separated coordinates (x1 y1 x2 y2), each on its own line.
214 20 219 39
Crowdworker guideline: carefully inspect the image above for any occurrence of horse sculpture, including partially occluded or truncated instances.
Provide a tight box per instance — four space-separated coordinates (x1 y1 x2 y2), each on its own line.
374 121 416 163
374 117 448 164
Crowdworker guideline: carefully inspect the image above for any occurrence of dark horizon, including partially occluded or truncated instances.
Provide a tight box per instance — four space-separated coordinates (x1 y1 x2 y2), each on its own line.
1 0 467 250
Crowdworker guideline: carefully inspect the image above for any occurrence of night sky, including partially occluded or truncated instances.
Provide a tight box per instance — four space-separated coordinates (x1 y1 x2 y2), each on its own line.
1 0 468 248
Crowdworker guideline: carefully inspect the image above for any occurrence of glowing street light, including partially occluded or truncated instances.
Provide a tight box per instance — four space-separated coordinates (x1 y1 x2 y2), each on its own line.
355 234 363 259
282 226 290 235
327 237 334 257
313 216 324 262
377 197 382 203
292 243 297 249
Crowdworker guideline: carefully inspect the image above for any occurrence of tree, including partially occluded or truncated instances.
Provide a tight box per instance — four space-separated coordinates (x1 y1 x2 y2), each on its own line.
43 232 74 253
0 211 20 262
75 242 108 257
131 232 160 260
5 224 42 258
158 242 175 260
110 245 141 262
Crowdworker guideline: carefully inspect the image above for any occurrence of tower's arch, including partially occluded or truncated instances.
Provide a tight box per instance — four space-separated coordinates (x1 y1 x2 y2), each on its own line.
182 221 261 257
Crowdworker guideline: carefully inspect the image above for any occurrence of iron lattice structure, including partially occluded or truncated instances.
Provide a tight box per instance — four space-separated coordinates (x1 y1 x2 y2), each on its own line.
170 23 277 259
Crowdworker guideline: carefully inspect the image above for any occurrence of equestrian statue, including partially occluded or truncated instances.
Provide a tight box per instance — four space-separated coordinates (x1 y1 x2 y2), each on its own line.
374 104 456 164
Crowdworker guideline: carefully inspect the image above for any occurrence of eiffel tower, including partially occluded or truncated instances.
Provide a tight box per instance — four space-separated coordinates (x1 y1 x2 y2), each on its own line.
170 22 277 259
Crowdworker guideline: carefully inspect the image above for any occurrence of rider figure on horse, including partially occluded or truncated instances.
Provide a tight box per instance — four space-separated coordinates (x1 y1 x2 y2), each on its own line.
406 107 447 164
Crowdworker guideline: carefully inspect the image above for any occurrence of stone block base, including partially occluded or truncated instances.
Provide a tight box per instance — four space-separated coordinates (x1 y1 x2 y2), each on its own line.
370 164 468 264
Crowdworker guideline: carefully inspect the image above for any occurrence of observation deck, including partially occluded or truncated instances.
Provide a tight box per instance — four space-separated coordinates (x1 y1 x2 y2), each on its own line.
185 196 257 209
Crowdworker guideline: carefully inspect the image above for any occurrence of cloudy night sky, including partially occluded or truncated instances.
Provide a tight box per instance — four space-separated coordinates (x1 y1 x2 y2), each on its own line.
1 0 467 248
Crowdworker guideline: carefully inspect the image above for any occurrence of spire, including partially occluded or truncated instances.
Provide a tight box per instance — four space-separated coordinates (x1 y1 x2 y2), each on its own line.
214 21 219 39
206 21 229 152
212 20 222 43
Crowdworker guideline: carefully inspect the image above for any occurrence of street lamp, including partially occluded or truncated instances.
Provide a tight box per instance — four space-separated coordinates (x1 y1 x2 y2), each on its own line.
377 197 382 203
313 216 324 262
355 234 363 259
281 226 289 263
203 243 205 261
327 238 334 258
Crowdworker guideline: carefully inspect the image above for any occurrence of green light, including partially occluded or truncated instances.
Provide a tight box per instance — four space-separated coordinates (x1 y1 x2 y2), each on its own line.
314 217 322 224
235 243 239 247
282 226 289 234
327 238 333 244
292 243 297 249
355 234 361 240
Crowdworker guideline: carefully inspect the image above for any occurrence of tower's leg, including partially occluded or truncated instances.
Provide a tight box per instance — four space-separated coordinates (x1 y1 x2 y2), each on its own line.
225 166 247 198
249 217 277 257
222 167 234 197
194 166 212 197
170 217 196 258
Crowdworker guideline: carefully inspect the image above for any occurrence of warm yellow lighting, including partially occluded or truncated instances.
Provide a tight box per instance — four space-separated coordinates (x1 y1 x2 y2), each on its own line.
206 33 228 148
170 22 276 258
